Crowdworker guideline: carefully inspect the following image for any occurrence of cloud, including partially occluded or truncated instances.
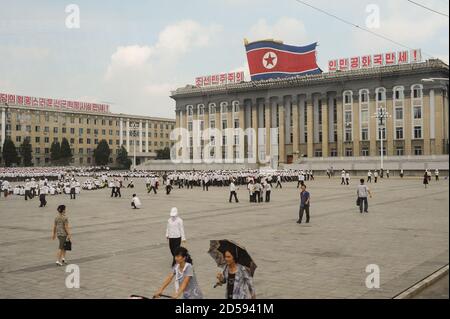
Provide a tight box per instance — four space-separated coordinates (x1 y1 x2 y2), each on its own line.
103 20 222 117
246 17 308 45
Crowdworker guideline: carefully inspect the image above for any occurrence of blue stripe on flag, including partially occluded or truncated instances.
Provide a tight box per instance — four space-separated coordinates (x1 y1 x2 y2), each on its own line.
245 41 317 54
250 69 322 81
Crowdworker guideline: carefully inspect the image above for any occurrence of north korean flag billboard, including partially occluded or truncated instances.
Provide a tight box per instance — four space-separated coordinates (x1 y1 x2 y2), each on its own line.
245 40 322 81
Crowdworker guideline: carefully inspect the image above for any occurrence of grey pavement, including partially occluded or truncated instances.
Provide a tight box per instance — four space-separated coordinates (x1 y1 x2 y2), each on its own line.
0 176 448 299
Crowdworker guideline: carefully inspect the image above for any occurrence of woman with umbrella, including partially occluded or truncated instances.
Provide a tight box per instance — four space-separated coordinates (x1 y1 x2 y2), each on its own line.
209 240 256 299
154 247 203 299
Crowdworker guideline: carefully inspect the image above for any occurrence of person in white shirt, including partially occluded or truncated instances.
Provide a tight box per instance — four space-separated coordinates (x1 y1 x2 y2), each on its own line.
357 179 372 213
1 180 10 198
367 170 372 183
374 171 379 183
264 182 272 202
148 177 157 194
39 183 49 207
24 179 32 201
70 179 77 200
229 180 239 203
131 194 142 209
166 207 186 266
341 171 346 185
345 172 350 185
435 169 439 181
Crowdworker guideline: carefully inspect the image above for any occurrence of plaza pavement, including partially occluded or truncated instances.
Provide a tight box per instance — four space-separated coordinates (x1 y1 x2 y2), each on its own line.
0 176 448 299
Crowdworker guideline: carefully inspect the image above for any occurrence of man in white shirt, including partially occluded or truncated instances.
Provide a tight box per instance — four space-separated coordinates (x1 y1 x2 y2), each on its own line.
435 169 439 181
39 183 49 207
24 179 32 201
367 170 372 183
148 176 157 194
229 180 239 203
357 179 372 213
166 207 186 266
131 194 142 209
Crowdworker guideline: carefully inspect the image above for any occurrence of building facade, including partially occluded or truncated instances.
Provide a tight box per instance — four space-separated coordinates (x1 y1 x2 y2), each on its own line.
0 103 175 166
171 59 449 165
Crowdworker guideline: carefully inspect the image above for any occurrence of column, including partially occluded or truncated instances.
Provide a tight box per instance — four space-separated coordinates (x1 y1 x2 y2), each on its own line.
2 107 7 146
328 95 335 143
434 89 444 154
299 96 306 144
251 100 258 162
292 98 299 160
404 94 412 155
227 103 233 162
307 96 314 157
139 120 143 153
352 95 360 156
321 96 329 157
126 119 130 152
336 96 344 157
193 106 201 163
203 107 210 160
279 100 286 164
369 94 377 156
145 121 149 153
423 92 431 155
238 101 245 162
386 93 394 156
265 101 272 161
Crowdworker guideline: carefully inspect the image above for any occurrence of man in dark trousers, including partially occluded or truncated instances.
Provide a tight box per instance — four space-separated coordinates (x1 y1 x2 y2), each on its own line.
297 184 310 224
229 180 239 203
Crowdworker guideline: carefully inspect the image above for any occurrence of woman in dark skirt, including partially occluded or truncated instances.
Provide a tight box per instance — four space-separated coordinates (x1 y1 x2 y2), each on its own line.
423 172 429 189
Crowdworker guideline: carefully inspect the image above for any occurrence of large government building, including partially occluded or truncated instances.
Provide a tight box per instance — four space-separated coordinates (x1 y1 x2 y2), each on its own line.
0 96 175 166
171 59 449 165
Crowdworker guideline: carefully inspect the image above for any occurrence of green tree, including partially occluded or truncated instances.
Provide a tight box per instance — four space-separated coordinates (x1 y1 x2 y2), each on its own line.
117 145 131 169
2 138 18 167
60 137 73 165
155 147 171 160
50 141 61 163
19 137 33 167
94 139 111 165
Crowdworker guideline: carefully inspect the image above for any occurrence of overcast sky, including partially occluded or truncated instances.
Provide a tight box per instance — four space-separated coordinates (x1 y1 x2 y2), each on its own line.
0 0 448 118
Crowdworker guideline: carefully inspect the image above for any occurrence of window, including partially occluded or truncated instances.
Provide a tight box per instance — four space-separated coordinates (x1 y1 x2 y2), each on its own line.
35 126 40 132
78 148 83 154
395 108 403 120
70 128 75 134
94 139 98 144
44 126 49 133
396 147 404 156
360 91 368 103
414 146 422 155
53 127 58 134
361 148 369 156
361 128 369 141
344 92 352 104
44 137 49 143
102 120 105 125
102 129 106 135
45 148 49 154
396 127 403 139
26 125 31 132
414 126 422 139
16 136 22 142
345 148 353 157
70 138 74 144
361 110 369 123
62 127 66 134
314 150 322 157
79 138 83 144
87 138 91 144
413 86 422 99
345 129 352 141
70 117 75 124
94 129 98 135
330 149 337 157
35 137 40 143
378 128 386 140
16 124 21 131
79 128 83 135
344 111 352 123
53 137 58 143
378 147 386 156
413 106 422 119
87 129 91 134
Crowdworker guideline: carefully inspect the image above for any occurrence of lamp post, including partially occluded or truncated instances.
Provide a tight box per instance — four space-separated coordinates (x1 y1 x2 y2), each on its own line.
373 107 390 170
129 122 139 170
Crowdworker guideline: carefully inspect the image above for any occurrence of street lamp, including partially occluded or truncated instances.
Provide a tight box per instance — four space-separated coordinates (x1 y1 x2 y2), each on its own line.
373 107 391 170
129 122 139 170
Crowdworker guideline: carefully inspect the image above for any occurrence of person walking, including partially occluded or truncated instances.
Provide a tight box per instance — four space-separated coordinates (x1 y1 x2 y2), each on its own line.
24 179 31 201
345 172 350 185
166 207 186 266
264 182 271 202
423 172 429 189
374 170 378 183
114 179 122 197
39 183 49 207
340 170 346 185
131 194 142 209
229 180 239 203
400 169 404 179
275 175 282 188
148 177 157 194
386 169 390 179
357 179 372 214
435 169 439 181
216 249 256 299
297 184 310 224
69 179 76 200
154 247 203 299
367 170 372 183
52 205 71 266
